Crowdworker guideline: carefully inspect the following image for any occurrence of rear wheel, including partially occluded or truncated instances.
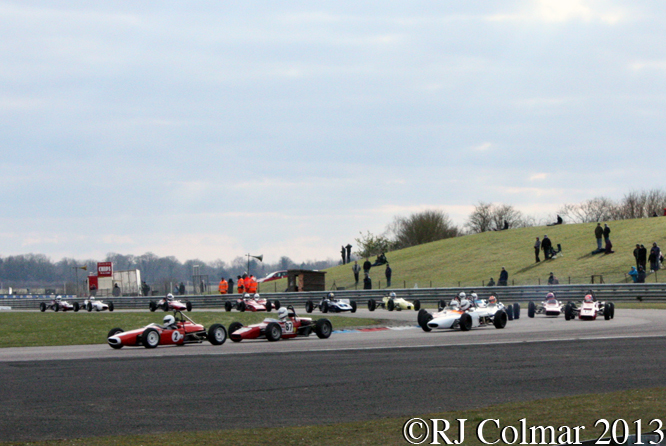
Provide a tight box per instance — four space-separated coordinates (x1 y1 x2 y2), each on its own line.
315 318 333 339
39 302 46 312
108 302 114 312
238 301 246 312
207 324 227 345
228 322 243 342
513 303 520 319
493 310 508 329
149 301 156 312
87 302 93 312
528 301 536 318
273 300 281 310
266 300 273 312
186 301 192 312
305 300 314 313
506 304 514 321
459 313 473 331
162 301 170 311
604 304 611 320
225 301 232 312
73 302 80 312
610 302 615 319
265 322 282 342
321 302 328 313
367 299 376 311
387 299 395 311
142 328 160 348
350 301 357 313
413 300 421 311
418 309 433 332
564 303 573 320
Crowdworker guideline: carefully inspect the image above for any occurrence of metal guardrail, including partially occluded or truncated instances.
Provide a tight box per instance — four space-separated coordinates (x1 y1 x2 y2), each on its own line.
4 283 666 310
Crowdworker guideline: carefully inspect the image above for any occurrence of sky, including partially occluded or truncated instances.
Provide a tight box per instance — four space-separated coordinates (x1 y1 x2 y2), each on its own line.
1 0 665 264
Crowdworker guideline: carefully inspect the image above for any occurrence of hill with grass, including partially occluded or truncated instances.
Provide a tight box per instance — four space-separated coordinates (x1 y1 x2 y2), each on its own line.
258 217 666 292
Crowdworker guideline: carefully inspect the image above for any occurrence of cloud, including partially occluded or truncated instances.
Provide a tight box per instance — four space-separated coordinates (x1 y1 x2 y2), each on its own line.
487 0 627 24
529 173 549 181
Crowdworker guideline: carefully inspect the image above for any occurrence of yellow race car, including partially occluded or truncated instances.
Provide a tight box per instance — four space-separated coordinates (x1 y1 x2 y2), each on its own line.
367 292 420 311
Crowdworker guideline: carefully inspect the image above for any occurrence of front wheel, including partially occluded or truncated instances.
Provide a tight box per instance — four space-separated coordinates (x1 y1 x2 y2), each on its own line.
610 302 615 319
315 318 333 339
564 303 573 321
207 324 227 345
87 302 93 312
186 301 192 312
53 303 60 312
266 300 273 312
387 299 395 311
459 313 473 331
73 302 80 312
265 322 282 342
493 310 508 329
305 300 314 313
321 302 328 313
350 301 357 313
225 301 232 312
273 300 281 310
513 303 520 319
418 309 432 332
413 300 421 311
367 299 376 311
528 301 536 318
40 302 46 312
149 301 156 312
142 328 160 348
238 301 246 312
108 302 114 312
506 304 514 321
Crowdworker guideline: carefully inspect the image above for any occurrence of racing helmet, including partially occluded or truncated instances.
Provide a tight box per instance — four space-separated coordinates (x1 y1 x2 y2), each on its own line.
457 292 466 300
327 292 335 299
253 293 260 298
460 299 471 311
470 292 478 300
449 299 460 309
584 294 594 303
55 295 62 302
243 293 251 298
488 295 497 304
389 292 396 298
166 293 174 301
90 296 96 301
277 307 288 320
546 292 555 300
163 315 175 326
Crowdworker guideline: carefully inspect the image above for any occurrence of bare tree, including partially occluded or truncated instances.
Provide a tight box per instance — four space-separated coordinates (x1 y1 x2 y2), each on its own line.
466 202 527 232
558 197 617 223
466 202 495 233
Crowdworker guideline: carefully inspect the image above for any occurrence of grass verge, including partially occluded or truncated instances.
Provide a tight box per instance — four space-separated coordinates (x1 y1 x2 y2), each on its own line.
3 388 664 445
0 312 381 348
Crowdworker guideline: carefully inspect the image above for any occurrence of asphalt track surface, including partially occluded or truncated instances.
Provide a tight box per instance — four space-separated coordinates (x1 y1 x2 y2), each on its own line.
2 309 666 442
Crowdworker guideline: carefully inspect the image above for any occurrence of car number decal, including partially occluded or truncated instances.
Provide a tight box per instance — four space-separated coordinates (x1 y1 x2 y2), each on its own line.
284 321 294 333
171 331 183 342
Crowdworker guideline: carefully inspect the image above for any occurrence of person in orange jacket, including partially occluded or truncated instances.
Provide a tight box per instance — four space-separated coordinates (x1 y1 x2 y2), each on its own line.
237 275 245 294
243 274 252 294
247 275 258 294
218 277 228 294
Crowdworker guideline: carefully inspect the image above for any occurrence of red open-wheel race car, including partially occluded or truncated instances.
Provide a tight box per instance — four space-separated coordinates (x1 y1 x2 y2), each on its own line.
228 305 332 342
149 293 192 312
107 311 227 349
224 293 281 312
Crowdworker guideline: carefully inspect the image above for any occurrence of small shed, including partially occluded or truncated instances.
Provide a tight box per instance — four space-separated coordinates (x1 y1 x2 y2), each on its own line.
286 269 327 292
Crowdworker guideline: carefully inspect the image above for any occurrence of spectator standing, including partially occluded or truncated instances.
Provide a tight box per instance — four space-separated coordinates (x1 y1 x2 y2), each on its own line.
498 267 508 286
628 267 639 283
633 244 641 269
340 246 346 265
639 245 648 271
112 283 121 297
141 281 150 297
603 224 611 248
363 258 372 275
178 282 185 295
534 237 541 263
637 266 647 283
594 223 603 250
345 244 352 264
385 263 392 287
363 273 372 290
541 235 553 260
487 278 495 286
650 242 661 272
352 261 361 285
547 272 559 285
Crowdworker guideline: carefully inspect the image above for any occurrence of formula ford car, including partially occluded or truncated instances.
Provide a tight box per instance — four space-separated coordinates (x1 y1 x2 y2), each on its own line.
39 296 79 312
107 311 227 349
81 297 114 312
224 293 281 312
470 292 521 320
228 305 332 342
149 294 192 312
528 292 563 318
367 292 420 311
418 296 508 332
564 292 615 321
305 293 357 313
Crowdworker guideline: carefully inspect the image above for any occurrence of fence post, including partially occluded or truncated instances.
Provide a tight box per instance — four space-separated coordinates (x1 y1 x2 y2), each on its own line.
403 280 406 288
538 278 541 285
430 281 432 288
458 281 461 287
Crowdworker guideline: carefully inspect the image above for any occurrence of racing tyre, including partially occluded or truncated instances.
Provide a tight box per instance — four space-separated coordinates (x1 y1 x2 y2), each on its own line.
265 322 282 342
351 300 357 313
506 304 514 321
54 303 60 312
387 299 395 311
108 302 114 312
228 322 243 342
528 301 536 318
414 300 421 311
604 304 611 320
225 301 232 312
367 299 376 311
438 300 446 311
274 300 281 310
87 302 93 312
186 301 192 312
513 303 520 319
321 301 328 313
610 302 615 319
39 302 46 312
493 310 508 329
266 300 273 312
305 300 314 313
418 309 433 332
315 318 333 339
459 313 473 331
163 302 170 312
238 301 246 312
207 324 227 345
142 328 160 349
564 303 573 321
74 302 80 312
149 301 157 312
107 328 124 349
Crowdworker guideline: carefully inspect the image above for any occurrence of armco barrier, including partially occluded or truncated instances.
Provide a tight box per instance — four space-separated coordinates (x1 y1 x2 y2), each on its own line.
5 283 666 310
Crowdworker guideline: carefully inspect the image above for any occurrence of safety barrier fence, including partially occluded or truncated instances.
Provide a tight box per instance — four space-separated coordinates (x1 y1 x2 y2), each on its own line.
3 283 666 310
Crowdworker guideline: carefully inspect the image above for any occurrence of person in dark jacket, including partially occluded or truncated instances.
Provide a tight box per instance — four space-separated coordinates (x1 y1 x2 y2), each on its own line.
498 267 508 286
639 245 648 271
363 273 372 290
363 258 372 274
634 244 641 269
541 235 553 259
637 266 646 283
650 242 661 272
603 224 611 248
594 223 603 250
534 237 541 263
385 263 392 287
352 261 360 285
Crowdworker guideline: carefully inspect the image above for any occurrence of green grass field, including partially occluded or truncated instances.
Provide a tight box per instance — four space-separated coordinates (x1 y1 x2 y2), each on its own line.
0 312 382 348
3 388 664 446
258 217 666 291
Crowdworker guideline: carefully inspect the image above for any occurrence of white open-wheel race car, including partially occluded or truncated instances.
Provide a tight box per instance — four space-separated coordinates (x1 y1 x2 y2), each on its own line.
305 293 357 313
367 292 420 311
81 297 114 312
563 291 615 321
528 292 563 318
39 296 79 312
418 293 509 332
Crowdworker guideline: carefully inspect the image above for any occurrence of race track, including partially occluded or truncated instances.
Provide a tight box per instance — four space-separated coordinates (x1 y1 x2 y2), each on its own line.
2 309 666 442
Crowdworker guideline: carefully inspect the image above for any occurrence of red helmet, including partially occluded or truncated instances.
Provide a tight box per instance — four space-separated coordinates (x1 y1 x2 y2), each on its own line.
488 295 497 304
584 294 593 303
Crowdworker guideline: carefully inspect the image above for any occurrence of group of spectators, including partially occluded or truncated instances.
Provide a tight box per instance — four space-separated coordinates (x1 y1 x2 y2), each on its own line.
351 254 392 289
629 242 662 283
217 274 258 295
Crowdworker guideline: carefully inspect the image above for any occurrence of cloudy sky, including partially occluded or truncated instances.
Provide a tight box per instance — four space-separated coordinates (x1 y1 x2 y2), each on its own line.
1 0 664 264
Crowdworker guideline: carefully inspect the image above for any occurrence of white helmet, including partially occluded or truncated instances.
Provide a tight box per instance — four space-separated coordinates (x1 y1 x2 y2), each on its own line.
449 299 460 309
470 293 478 300
56 295 62 302
90 296 96 301
277 307 288 320
163 315 175 326
457 292 466 300
460 299 471 311
389 292 397 298
166 293 174 301
244 293 251 298
254 293 260 298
